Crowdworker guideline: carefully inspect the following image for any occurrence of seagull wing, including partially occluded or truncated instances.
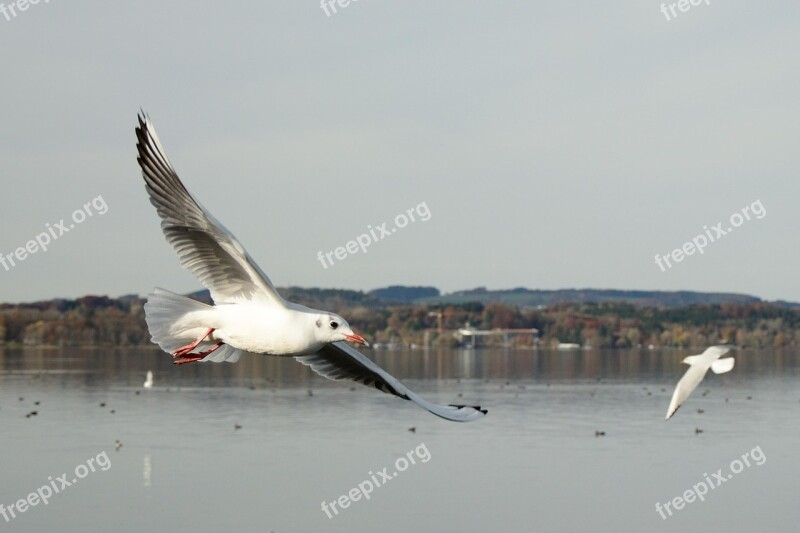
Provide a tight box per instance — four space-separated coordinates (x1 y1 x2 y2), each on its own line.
295 342 487 422
710 357 735 374
666 363 708 420
135 113 286 307
699 345 732 361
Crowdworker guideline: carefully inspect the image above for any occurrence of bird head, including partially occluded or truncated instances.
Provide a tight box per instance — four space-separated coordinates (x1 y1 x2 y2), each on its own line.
316 314 369 347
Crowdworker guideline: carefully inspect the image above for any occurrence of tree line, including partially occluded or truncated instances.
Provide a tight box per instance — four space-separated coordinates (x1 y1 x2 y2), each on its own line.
1 293 798 349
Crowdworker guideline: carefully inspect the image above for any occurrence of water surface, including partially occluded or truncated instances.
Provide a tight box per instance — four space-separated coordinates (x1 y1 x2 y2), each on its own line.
0 347 796 532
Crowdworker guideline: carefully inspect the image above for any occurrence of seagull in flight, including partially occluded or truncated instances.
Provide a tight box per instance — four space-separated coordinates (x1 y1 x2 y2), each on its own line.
134 113 486 422
665 345 735 420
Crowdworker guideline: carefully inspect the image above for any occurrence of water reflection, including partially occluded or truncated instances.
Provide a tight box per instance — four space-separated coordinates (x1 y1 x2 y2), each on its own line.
143 454 151 488
0 346 796 386
0 347 797 533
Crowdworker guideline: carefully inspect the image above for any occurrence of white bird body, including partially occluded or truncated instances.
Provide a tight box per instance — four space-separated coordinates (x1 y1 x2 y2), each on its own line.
666 345 735 419
174 301 333 356
143 370 154 389
134 113 486 422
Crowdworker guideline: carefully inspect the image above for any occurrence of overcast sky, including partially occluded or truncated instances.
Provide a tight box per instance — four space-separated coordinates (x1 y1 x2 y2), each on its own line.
0 1 797 304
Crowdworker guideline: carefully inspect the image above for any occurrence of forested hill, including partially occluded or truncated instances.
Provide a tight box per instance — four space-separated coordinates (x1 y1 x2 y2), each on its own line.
413 288 790 308
1 286 798 349
187 286 793 309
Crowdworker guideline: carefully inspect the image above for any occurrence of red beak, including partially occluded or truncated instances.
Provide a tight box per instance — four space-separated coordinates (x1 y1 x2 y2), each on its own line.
345 333 370 347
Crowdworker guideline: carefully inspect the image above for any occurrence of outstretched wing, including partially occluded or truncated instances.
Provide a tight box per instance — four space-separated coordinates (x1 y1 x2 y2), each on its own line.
666 364 707 420
710 357 735 374
699 345 732 360
135 113 286 307
295 342 487 422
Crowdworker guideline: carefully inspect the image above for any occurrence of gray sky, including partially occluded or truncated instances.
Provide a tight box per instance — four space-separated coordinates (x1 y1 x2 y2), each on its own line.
0 1 797 304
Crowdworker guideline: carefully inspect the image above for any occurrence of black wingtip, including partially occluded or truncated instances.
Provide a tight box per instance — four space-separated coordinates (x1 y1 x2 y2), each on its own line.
135 112 146 139
136 110 151 138
450 404 488 415
666 404 680 420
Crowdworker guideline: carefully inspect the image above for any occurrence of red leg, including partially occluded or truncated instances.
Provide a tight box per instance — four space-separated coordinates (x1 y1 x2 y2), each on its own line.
173 342 224 365
172 328 215 358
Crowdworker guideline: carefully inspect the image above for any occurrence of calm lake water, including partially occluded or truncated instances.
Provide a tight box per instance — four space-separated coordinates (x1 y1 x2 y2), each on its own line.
0 346 797 532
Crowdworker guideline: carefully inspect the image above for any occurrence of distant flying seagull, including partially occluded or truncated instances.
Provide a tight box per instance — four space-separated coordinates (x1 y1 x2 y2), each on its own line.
665 345 735 419
143 370 153 389
134 113 486 422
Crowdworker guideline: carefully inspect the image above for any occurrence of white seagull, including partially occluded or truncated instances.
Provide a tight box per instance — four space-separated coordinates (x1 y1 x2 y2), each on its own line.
665 345 735 420
134 113 486 422
143 370 154 389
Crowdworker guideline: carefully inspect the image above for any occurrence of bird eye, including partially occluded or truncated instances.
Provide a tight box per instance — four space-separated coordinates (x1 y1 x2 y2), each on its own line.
330 321 339 329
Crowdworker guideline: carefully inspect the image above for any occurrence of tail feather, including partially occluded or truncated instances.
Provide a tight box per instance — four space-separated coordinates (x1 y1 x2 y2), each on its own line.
144 288 242 363
204 344 243 363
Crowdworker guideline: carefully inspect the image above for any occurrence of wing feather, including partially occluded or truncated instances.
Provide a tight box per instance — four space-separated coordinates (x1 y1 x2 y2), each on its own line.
710 357 735 374
666 364 707 419
699 345 732 360
295 342 487 422
135 113 285 307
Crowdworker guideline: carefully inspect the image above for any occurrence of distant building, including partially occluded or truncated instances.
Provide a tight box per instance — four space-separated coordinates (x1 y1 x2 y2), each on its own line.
454 323 539 348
